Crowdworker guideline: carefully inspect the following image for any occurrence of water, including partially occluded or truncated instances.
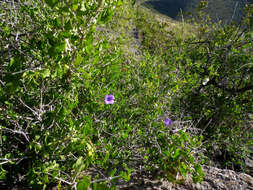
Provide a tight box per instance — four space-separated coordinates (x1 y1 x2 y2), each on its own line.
142 0 253 23
144 0 189 19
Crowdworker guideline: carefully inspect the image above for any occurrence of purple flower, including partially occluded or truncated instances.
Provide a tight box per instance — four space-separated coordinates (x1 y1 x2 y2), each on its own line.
164 118 173 126
104 94 115 104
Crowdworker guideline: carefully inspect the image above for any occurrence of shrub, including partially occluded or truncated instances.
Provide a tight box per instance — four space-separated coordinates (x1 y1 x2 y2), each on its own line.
168 2 253 171
134 0 253 174
0 0 204 189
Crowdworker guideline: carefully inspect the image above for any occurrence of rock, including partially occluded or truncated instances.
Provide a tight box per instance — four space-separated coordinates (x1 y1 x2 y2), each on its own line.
239 173 253 187
186 165 253 190
245 157 253 169
118 165 253 190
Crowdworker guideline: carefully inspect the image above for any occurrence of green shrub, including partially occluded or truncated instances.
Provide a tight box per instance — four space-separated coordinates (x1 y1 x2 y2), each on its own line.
134 0 253 174
0 0 204 189
168 2 253 171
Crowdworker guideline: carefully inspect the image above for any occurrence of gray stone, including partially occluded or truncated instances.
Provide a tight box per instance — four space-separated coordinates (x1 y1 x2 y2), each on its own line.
118 165 253 190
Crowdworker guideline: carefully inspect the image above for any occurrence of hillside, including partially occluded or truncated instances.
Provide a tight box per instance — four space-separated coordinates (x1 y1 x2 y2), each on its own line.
0 0 252 189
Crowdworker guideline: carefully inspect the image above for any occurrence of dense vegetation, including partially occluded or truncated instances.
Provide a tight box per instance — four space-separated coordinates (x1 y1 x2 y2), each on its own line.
0 0 252 189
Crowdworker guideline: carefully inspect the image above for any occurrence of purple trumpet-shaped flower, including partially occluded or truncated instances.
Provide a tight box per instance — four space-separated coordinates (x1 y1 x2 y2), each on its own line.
164 118 173 126
104 94 115 104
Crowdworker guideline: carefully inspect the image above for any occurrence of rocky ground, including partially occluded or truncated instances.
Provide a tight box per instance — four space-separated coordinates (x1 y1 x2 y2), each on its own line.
117 165 253 190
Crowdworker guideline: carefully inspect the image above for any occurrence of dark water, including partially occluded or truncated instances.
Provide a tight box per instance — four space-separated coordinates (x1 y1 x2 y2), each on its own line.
143 0 253 22
144 0 189 19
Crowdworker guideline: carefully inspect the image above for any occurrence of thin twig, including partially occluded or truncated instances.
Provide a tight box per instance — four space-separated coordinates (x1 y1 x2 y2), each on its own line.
0 126 30 142
47 172 74 186
0 161 10 165
91 175 121 184
11 66 41 75
0 157 30 165
0 79 4 87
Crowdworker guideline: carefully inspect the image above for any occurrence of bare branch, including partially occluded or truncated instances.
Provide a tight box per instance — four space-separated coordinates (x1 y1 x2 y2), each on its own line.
0 126 30 142
47 172 74 186
91 175 121 184
0 79 4 87
11 66 42 75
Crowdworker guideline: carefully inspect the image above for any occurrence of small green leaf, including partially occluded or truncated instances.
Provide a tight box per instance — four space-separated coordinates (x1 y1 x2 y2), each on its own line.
178 162 187 177
9 58 15 67
3 26 10 36
75 53 83 66
194 164 202 174
0 166 7 180
73 157 83 170
55 42 66 53
93 183 109 190
109 168 117 177
117 0 123 6
172 149 181 159
120 164 131 182
45 0 58 8
41 69 50 78
77 176 90 190
72 3 78 11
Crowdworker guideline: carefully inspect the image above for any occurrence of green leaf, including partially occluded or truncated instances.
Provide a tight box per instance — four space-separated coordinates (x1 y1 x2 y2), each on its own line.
55 42 66 53
3 26 10 36
75 52 83 66
117 0 123 6
172 148 181 160
77 176 90 190
45 0 58 8
41 69 51 78
85 34 93 54
9 58 15 67
93 182 109 190
73 157 83 170
102 152 109 165
109 168 117 177
64 20 72 31
194 164 202 175
178 162 187 177
72 3 79 11
120 164 131 182
0 166 7 180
